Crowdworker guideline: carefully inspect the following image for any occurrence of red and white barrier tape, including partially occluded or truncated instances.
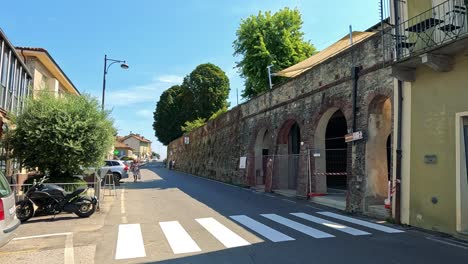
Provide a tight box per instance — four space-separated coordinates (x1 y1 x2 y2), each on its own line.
313 172 348 176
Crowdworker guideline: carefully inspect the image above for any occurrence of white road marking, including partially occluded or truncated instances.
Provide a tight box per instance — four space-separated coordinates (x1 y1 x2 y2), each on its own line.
64 233 75 264
196 217 250 248
426 237 468 250
14 232 75 264
159 221 201 254
261 214 334 238
13 232 73 240
290 213 370 236
120 188 126 214
115 224 146 260
317 212 404 233
230 215 295 242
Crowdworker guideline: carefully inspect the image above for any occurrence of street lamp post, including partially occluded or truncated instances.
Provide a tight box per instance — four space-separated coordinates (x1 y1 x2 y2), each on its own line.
102 54 129 111
267 64 274 90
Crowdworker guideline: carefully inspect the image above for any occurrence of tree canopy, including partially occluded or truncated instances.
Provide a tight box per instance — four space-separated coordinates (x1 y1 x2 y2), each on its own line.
8 93 116 179
153 63 230 145
183 63 230 120
233 7 316 99
153 85 193 145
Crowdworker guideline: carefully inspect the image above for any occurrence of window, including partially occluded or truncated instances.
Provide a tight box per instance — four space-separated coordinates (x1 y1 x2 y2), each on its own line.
0 49 8 86
111 161 120 166
0 170 12 198
105 161 113 166
456 113 468 233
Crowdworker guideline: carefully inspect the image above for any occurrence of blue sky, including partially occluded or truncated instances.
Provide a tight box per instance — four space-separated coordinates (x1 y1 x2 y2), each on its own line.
1 0 380 159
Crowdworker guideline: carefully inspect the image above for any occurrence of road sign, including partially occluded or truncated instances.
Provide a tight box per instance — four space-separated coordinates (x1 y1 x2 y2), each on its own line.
114 150 119 155
345 131 363 143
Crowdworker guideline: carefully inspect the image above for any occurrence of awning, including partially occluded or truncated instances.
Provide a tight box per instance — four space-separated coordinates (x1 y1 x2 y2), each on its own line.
275 31 376 78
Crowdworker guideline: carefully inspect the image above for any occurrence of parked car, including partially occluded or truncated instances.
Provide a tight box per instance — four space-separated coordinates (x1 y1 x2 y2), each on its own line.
99 160 129 186
0 171 20 247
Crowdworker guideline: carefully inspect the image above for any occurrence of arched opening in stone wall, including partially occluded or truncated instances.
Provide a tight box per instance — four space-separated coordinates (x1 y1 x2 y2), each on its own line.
254 128 272 186
313 108 348 194
325 110 348 190
365 96 392 210
276 119 301 192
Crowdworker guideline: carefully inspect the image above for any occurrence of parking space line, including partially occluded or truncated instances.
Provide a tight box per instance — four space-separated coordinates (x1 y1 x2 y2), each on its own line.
64 233 74 264
13 232 75 264
13 232 73 241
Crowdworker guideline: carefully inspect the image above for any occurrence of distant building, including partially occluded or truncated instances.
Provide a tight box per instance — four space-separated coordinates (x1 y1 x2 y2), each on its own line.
16 47 80 97
0 28 33 176
121 133 152 159
114 138 134 158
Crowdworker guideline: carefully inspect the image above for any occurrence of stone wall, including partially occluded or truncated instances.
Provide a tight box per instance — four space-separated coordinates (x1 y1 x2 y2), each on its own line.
168 32 394 213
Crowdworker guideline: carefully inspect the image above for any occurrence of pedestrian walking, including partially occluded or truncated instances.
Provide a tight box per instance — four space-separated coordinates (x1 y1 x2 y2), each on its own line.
131 159 141 182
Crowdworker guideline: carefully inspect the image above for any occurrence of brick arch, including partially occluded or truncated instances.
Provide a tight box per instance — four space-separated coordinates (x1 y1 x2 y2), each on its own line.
247 118 275 154
364 90 393 200
246 118 275 186
309 97 353 134
276 113 304 145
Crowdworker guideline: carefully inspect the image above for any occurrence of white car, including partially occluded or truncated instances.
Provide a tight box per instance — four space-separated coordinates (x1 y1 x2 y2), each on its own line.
99 160 129 185
0 171 20 247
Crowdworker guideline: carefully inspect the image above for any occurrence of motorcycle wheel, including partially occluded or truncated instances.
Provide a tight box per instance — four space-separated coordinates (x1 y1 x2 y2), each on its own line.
74 201 96 218
16 200 34 223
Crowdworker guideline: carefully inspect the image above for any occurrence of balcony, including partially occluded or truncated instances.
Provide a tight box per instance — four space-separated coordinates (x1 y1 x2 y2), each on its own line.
388 0 468 80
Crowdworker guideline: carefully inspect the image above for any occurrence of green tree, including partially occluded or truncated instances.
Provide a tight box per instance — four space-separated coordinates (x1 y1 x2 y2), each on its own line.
181 118 206 133
153 85 193 145
8 93 116 179
152 152 160 160
183 63 230 119
233 7 316 99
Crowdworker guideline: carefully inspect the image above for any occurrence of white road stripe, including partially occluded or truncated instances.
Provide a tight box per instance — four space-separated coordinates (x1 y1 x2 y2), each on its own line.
290 213 370 236
64 233 75 264
230 215 295 242
196 217 250 248
317 212 404 233
115 224 146 260
160 221 201 254
261 214 334 238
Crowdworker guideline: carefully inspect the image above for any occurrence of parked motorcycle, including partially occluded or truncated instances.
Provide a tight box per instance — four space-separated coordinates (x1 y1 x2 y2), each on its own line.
15 176 97 222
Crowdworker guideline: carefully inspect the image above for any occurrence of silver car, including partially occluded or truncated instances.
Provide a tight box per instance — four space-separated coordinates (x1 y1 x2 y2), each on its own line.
0 171 20 247
99 160 129 185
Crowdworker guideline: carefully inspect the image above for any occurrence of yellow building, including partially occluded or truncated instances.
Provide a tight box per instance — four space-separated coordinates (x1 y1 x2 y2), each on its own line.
16 47 80 97
388 0 468 238
121 134 152 160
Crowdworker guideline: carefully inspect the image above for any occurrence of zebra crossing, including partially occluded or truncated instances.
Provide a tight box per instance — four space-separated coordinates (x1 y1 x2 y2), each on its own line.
114 211 404 260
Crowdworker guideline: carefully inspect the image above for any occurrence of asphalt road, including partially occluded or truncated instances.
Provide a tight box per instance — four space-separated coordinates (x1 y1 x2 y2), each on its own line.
2 163 467 264
94 163 468 264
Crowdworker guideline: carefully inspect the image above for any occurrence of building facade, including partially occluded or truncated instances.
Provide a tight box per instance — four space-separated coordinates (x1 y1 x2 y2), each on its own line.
168 28 395 219
121 134 152 159
387 0 468 238
0 29 33 176
16 47 80 97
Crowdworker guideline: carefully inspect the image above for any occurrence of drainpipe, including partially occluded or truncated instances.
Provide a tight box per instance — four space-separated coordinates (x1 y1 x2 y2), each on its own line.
395 80 403 225
351 66 360 132
393 0 402 225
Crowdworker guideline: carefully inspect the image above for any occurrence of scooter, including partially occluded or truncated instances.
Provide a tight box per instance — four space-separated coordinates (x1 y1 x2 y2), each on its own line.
15 176 97 222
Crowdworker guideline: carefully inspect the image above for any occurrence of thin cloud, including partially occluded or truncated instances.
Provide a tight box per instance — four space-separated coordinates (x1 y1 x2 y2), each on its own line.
136 109 154 118
156 75 183 84
106 74 182 106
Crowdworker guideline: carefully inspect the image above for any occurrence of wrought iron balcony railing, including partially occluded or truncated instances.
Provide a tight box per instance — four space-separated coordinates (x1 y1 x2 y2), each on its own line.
391 0 468 61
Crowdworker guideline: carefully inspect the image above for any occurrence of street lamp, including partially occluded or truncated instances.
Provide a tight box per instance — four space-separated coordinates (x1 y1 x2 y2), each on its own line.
102 54 129 111
267 64 274 90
